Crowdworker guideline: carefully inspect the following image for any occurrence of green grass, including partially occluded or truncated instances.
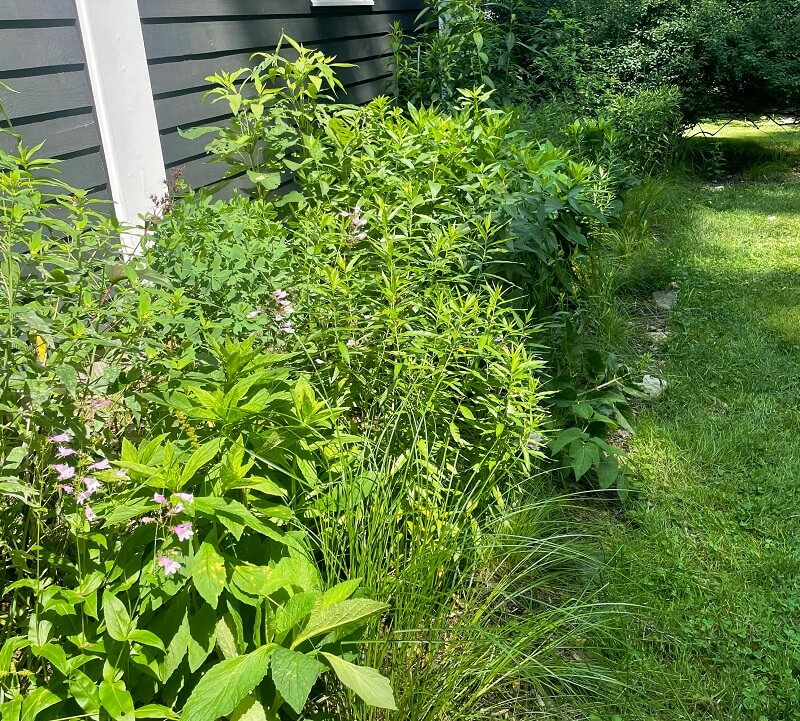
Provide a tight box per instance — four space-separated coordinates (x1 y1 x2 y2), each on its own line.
587 123 800 721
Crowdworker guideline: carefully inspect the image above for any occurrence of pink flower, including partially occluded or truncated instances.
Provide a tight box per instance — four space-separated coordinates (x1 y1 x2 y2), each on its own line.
273 289 288 302
172 522 194 542
114 470 129 480
84 506 97 522
56 447 76 458
51 464 75 481
47 432 73 444
175 493 194 503
88 397 111 410
169 502 184 515
141 516 156 524
88 458 111 471
351 216 367 228
279 323 296 335
247 309 263 319
59 484 74 495
76 490 90 505
354 232 367 240
82 477 101 494
153 493 166 504
158 556 181 576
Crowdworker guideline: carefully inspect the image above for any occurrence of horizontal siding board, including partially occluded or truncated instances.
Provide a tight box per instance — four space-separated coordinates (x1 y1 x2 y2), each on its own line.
142 0 422 192
142 13 416 60
0 71 92 122
0 112 101 159
57 151 109 192
138 0 421 18
149 35 395 95
0 26 85 74
0 1 75 21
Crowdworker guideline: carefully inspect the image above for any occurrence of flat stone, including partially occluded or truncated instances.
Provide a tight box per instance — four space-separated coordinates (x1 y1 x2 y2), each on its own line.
641 374 668 398
652 290 678 311
648 331 669 344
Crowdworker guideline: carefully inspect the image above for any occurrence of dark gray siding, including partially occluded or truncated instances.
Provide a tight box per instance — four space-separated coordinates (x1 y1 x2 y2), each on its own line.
0 1 109 196
138 0 422 191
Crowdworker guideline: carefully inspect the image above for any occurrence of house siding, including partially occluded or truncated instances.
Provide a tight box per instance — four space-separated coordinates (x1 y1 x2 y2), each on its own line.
0 1 110 196
137 0 422 191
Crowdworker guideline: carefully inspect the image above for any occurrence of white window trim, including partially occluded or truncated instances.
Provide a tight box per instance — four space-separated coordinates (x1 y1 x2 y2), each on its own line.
75 0 166 259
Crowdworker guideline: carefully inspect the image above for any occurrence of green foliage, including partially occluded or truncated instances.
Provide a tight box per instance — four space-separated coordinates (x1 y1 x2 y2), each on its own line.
179 34 349 197
563 0 800 121
1 35 653 721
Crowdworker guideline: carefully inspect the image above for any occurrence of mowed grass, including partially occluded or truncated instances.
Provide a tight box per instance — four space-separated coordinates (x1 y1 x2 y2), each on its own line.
591 123 800 721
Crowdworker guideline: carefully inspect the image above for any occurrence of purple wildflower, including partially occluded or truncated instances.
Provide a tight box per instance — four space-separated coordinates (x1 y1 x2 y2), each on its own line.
173 522 194 542
47 432 73 444
56 447 76 458
88 398 111 410
82 477 101 495
59 484 74 495
51 464 75 481
153 493 166 504
84 506 97 522
158 556 181 576
169 502 184 515
175 492 194 503
88 458 111 471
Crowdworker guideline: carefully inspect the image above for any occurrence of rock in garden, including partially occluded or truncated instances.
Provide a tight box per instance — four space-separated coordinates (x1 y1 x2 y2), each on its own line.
652 290 678 311
641 374 668 398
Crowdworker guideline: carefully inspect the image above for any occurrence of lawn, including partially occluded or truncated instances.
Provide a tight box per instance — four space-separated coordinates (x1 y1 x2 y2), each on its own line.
592 122 800 720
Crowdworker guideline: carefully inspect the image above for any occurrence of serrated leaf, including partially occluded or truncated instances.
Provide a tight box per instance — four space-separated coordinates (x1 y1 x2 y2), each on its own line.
180 645 275 721
215 615 240 660
321 578 361 607
275 592 320 639
321 653 396 710
293 599 386 648
271 647 325 714
191 535 226 608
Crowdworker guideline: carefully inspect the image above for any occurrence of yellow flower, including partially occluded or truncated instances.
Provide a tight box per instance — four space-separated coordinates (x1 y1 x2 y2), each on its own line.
33 335 47 365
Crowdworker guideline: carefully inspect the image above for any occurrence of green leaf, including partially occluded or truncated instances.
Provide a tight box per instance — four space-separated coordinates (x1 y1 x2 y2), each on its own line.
275 592 319 639
549 427 585 455
135 705 179 720
32 644 67 675
246 171 282 191
69 670 100 715
293 599 387 648
597 455 620 490
128 629 165 651
270 647 326 714
20 687 62 721
103 592 133 641
215 615 240 660
191 535 227 608
321 578 361 607
99 679 135 721
188 604 217 673
321 653 396 710
180 645 275 721
179 439 221 487
230 696 267 721
569 440 599 481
